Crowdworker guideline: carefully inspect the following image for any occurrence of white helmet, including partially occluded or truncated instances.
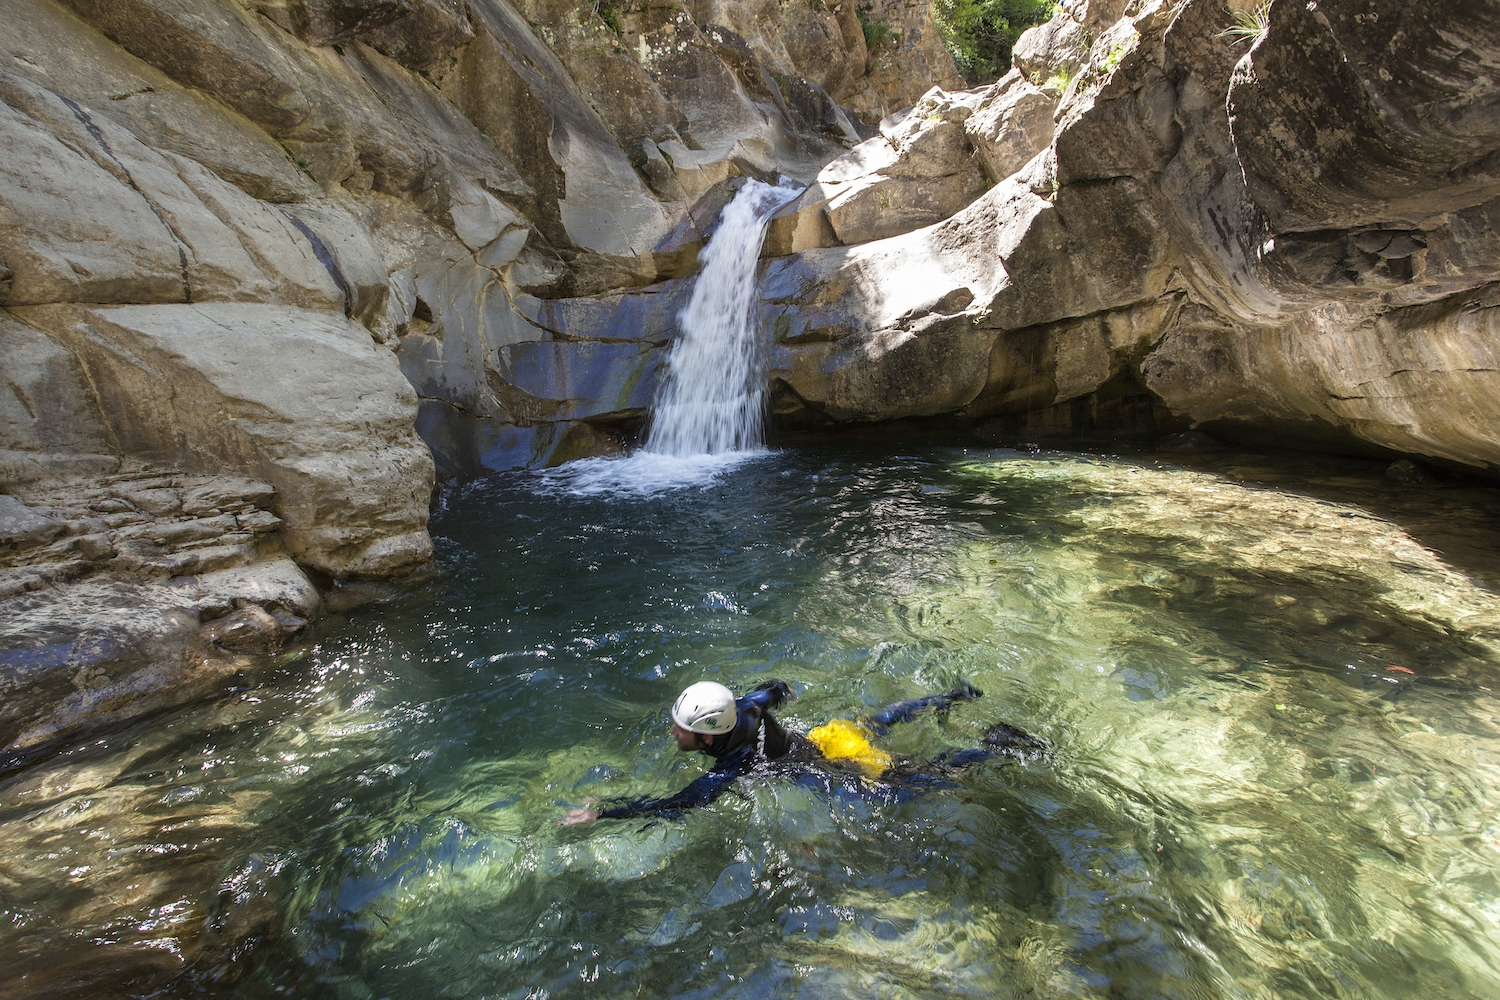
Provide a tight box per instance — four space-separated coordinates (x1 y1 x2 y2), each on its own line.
672 681 737 734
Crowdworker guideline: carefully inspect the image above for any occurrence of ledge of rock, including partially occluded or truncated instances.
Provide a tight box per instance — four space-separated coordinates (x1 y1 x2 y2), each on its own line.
0 463 327 764
759 0 1500 474
16 303 434 577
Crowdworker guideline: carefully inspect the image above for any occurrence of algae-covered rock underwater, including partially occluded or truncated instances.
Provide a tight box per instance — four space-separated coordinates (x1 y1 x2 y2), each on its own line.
4 0 1500 996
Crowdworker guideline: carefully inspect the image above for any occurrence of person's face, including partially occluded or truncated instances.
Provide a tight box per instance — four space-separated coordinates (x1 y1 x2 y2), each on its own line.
671 722 709 751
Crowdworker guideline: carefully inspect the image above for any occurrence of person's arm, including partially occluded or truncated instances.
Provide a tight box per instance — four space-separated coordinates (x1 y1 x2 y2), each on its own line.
741 679 792 711
567 748 754 824
593 765 742 820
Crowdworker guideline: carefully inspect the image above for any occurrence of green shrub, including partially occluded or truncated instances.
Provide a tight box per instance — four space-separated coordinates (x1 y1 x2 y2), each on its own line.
934 0 1057 84
1218 1 1270 44
1040 66 1072 95
857 6 899 54
1099 38 1132 74
587 0 621 35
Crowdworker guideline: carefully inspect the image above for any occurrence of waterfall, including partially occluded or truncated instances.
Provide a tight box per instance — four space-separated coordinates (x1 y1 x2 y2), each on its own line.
644 179 791 457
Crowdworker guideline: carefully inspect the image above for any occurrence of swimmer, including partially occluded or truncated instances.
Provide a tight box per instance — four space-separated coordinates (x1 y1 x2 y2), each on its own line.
562 679 1042 824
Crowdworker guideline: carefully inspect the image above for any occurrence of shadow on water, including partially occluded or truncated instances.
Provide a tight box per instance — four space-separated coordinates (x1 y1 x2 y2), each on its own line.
4 442 1500 1000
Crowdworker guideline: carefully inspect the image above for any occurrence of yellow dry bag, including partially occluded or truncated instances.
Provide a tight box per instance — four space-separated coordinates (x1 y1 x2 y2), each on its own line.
806 718 892 778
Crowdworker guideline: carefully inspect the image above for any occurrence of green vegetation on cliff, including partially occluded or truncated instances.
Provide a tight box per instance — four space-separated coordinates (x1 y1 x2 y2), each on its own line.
934 0 1057 83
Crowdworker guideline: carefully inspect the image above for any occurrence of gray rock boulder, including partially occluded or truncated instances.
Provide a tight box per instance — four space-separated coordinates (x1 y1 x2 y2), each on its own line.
362 0 474 78
1012 9 1089 89
18 303 434 577
0 311 119 484
824 89 990 244
53 0 531 212
201 604 289 653
776 313 996 421
764 86 995 252
484 278 690 426
965 71 1057 183
0 551 319 762
0 458 323 760
494 340 667 422
694 0 868 104
0 495 63 550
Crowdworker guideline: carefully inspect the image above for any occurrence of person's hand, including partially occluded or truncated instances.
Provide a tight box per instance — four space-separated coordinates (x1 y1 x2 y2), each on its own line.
563 807 599 826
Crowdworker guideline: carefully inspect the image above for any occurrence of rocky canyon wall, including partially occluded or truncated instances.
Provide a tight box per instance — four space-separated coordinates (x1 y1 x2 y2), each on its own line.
0 0 960 755
758 0 1500 477
5 0 1500 753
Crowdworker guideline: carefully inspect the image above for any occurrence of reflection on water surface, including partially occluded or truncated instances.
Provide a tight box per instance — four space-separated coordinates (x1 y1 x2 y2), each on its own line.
4 444 1500 999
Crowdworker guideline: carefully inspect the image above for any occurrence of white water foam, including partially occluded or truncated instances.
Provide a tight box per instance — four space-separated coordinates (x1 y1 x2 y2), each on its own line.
536 450 766 497
538 179 795 497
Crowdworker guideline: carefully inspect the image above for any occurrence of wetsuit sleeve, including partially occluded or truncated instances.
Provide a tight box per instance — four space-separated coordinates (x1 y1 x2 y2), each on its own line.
741 679 792 711
596 763 743 820
865 682 982 735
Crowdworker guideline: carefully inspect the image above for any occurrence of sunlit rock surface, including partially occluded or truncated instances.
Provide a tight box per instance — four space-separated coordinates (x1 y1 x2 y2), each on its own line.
764 0 1500 475
1 0 959 742
765 86 1004 252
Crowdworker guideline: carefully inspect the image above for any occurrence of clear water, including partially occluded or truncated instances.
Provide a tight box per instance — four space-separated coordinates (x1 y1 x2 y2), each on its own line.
644 179 791 457
5 442 1500 1000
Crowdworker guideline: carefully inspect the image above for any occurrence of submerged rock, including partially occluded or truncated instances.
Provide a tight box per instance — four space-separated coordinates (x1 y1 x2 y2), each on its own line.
1386 459 1438 486
201 604 291 653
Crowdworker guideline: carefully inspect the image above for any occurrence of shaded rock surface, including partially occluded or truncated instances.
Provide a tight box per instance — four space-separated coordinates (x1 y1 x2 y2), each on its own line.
0 462 320 762
759 0 1500 476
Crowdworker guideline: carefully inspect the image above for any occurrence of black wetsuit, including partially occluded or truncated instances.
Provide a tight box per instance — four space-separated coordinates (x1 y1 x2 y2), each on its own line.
598 681 813 819
595 681 1041 821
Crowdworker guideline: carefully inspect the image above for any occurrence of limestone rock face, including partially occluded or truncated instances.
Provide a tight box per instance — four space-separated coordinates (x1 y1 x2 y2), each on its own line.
821 91 990 244
965 71 1056 183
3 0 313 203
0 312 118 484
1011 10 1088 88
0 0 975 758
693 0 867 104
763 0 1500 476
12 0 1500 541
19 303 434 577
253 0 418 45
764 86 996 252
847 0 968 122
0 462 323 760
0 70 352 311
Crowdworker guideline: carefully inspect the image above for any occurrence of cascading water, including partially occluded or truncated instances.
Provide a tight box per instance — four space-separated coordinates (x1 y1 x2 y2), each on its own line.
644 179 792 457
